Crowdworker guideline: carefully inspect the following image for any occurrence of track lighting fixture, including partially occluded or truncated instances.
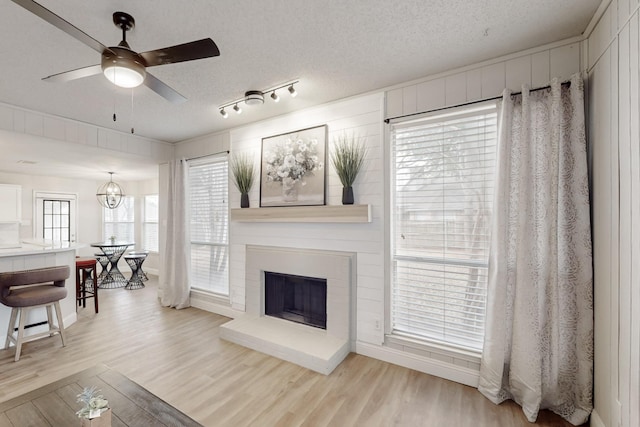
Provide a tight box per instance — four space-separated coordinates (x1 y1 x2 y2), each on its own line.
218 80 298 118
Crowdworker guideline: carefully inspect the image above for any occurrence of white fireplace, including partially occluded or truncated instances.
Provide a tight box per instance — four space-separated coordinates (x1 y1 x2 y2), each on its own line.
220 245 356 374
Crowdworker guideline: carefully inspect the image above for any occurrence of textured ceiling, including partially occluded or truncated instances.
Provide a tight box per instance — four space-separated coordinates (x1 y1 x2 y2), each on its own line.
0 0 600 179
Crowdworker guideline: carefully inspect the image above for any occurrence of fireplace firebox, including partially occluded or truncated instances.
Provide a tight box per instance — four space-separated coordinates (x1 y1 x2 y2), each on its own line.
264 271 327 329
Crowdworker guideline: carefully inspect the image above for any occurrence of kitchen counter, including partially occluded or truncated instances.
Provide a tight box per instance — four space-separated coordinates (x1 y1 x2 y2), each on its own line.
0 240 83 257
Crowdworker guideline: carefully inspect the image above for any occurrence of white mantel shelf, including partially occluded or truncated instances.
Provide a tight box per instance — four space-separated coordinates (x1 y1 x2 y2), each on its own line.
230 204 371 223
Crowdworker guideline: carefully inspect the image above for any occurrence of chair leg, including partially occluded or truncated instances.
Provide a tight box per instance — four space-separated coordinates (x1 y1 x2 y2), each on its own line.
93 267 99 313
76 266 81 309
15 307 27 362
5 307 17 349
46 305 54 336
54 301 66 347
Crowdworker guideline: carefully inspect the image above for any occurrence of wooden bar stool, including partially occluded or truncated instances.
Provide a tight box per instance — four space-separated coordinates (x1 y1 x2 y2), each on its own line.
0 265 70 362
76 257 98 313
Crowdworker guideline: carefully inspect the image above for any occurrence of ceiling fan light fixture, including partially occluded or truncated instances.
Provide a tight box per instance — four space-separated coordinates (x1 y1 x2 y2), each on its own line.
102 51 146 88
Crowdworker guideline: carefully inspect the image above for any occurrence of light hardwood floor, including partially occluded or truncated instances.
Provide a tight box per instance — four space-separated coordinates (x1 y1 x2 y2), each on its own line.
0 278 585 427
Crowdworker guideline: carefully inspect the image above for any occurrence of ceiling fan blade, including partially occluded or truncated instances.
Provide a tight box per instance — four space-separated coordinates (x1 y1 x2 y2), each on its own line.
11 0 107 53
42 64 102 83
140 38 220 67
144 72 187 104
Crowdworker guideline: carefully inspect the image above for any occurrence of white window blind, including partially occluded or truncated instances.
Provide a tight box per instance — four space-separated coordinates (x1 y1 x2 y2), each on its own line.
188 157 229 295
103 196 135 242
390 103 497 352
143 194 159 252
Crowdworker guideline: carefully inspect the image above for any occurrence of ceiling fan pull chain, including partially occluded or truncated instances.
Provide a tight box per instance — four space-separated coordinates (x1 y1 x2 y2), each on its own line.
130 89 135 134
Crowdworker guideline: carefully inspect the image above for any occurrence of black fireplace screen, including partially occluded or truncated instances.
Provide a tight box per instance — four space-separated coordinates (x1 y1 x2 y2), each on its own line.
264 271 327 329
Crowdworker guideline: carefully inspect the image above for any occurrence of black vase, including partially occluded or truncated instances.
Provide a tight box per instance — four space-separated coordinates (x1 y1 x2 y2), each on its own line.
240 193 250 208
342 186 354 205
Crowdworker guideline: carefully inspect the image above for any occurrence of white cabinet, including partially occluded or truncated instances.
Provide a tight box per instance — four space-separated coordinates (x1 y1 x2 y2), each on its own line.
0 184 21 222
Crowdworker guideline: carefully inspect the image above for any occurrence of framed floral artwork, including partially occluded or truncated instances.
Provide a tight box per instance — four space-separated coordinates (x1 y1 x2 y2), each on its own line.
260 125 327 207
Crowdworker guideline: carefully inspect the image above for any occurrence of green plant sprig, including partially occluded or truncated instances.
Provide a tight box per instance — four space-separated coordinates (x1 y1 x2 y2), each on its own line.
330 134 367 187
230 153 256 194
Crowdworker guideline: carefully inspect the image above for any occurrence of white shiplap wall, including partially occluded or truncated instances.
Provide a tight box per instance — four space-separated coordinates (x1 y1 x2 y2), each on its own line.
228 93 386 346
385 39 581 120
0 102 174 159
586 1 640 427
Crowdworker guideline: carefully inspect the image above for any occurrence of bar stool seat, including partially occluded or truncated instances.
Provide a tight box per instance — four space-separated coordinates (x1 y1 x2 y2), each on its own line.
124 254 146 290
0 265 70 361
76 257 98 313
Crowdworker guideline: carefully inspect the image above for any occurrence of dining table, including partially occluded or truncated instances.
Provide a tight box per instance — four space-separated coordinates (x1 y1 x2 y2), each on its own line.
90 240 135 288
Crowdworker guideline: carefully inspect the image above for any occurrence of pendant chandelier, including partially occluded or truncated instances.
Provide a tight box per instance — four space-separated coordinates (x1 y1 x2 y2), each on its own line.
96 172 125 209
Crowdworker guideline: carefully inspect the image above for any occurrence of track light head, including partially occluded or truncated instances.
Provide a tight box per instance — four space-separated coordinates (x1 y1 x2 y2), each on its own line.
220 108 228 118
271 91 280 102
288 84 297 97
233 104 242 114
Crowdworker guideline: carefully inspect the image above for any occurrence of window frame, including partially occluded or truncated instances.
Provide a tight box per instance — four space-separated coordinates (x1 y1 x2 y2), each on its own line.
187 154 229 296
388 101 498 354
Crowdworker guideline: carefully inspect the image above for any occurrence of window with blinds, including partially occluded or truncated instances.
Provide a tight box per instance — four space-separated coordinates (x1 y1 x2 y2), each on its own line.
103 196 135 242
390 102 497 352
143 194 159 252
188 156 229 295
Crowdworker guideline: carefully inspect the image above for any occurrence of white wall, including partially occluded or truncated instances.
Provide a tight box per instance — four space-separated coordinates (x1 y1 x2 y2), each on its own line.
169 37 583 387
385 39 582 119
586 1 640 427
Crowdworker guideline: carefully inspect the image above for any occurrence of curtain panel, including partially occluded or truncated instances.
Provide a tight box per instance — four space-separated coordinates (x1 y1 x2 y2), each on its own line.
159 158 191 309
478 74 593 425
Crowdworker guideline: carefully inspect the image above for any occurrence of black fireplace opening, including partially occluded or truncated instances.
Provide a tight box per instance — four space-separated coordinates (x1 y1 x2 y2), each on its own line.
264 271 327 329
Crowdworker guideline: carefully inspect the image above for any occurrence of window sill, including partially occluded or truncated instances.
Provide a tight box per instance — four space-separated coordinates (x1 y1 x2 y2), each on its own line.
230 204 371 223
385 333 481 368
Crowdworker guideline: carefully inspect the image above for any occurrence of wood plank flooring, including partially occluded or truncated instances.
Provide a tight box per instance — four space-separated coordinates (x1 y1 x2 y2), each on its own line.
0 278 585 426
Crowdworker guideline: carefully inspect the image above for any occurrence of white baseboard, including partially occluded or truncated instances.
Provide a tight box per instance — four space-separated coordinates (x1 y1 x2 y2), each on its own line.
144 267 159 276
190 290 239 319
356 341 480 387
590 410 605 427
63 312 77 329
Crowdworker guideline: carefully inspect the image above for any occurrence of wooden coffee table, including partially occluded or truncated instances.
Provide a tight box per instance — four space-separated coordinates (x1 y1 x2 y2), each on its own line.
0 364 202 426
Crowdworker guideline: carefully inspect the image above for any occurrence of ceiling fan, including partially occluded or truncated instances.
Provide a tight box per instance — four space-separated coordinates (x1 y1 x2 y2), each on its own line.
11 0 220 103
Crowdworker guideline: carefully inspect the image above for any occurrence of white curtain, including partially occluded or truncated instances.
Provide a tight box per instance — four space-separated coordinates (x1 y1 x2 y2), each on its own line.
478 74 593 425
159 159 191 309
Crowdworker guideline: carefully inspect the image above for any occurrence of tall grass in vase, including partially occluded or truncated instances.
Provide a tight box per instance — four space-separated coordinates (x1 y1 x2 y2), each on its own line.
231 153 255 208
330 134 367 205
